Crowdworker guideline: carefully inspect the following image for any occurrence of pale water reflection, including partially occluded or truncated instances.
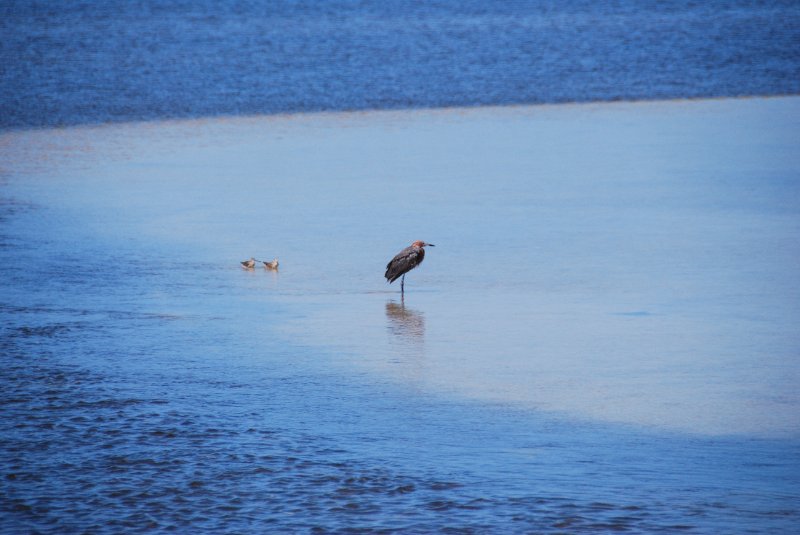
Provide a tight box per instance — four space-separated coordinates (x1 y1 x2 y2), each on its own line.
3 97 799 438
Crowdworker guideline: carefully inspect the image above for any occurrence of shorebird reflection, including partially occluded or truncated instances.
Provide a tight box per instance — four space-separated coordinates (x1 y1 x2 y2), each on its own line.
385 300 426 382
385 300 425 340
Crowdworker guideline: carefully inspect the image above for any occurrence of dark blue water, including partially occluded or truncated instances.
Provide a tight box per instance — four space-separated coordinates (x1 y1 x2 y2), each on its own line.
2 0 799 129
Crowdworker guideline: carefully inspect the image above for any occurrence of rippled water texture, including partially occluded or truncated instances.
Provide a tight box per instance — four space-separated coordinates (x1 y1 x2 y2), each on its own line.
2 0 799 129
2 98 799 532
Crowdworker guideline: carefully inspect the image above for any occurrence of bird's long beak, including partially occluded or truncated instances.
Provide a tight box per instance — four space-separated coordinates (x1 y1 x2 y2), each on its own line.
427 243 435 247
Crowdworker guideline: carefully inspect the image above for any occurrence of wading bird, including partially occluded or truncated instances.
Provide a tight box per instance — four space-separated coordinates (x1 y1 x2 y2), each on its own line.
262 258 279 270
241 257 257 269
385 240 435 296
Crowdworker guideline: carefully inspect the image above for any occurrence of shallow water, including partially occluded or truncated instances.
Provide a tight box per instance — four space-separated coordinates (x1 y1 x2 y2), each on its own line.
2 98 800 532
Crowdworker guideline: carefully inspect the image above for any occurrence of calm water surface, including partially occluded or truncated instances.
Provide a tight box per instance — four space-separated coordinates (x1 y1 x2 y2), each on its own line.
2 98 799 532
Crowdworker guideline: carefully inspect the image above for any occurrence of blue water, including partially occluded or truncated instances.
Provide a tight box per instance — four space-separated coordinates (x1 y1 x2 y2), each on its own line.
2 97 800 532
2 1 800 533
2 0 799 129
1 218 797 532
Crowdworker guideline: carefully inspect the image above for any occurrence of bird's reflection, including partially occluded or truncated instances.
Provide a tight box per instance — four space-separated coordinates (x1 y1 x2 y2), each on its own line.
385 300 426 340
385 301 426 383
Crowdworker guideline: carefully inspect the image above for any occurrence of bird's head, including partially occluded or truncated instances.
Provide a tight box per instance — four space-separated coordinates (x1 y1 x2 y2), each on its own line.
411 240 435 248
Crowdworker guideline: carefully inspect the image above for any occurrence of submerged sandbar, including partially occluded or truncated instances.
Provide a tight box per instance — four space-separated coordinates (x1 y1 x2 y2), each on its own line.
3 96 799 437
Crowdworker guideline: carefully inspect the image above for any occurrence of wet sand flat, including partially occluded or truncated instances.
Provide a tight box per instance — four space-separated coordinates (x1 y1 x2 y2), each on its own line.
4 96 798 436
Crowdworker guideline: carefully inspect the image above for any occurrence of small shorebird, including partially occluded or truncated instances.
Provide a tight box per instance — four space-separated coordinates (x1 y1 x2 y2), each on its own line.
385 240 435 296
262 258 279 270
241 257 257 269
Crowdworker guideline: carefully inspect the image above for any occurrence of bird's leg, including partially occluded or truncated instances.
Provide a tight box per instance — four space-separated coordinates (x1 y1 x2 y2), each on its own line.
400 274 405 296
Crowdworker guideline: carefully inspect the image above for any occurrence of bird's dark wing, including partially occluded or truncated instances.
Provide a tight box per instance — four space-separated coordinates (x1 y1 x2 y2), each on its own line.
385 246 425 283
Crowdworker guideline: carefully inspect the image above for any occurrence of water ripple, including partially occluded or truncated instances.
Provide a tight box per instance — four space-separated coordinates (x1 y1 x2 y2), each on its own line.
1 317 724 533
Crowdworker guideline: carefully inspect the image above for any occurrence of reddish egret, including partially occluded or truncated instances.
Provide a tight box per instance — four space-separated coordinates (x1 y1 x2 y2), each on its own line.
241 257 257 269
262 258 279 270
385 240 435 295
